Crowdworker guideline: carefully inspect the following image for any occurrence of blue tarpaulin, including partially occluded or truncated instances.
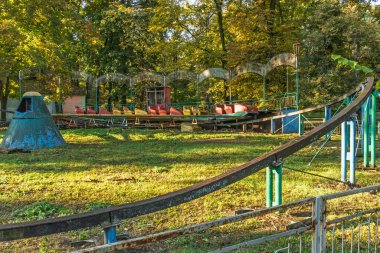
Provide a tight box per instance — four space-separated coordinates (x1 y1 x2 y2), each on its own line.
281 109 299 134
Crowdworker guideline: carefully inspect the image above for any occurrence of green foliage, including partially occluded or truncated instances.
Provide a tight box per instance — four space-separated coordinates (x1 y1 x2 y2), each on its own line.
376 80 380 90
300 1 380 105
331 54 374 74
1 0 380 109
331 54 380 90
12 201 70 220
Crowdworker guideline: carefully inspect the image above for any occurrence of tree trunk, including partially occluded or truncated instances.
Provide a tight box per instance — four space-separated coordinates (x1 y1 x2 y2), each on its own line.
213 0 229 100
267 0 277 55
213 0 227 68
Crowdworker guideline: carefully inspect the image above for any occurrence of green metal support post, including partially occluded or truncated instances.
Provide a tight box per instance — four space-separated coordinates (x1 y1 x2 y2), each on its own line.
295 57 299 110
95 78 99 113
263 77 266 110
363 98 369 168
370 92 376 167
341 121 348 182
266 162 283 207
18 71 22 100
324 106 332 141
266 167 273 207
196 74 200 103
274 165 282 206
229 71 232 104
129 77 134 111
58 77 62 113
293 43 301 136
298 115 304 136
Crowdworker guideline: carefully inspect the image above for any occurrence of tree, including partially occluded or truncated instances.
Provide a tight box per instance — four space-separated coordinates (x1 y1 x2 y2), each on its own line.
300 1 380 105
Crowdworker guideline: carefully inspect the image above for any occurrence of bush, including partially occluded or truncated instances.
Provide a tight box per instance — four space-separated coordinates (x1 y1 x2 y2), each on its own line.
12 201 70 220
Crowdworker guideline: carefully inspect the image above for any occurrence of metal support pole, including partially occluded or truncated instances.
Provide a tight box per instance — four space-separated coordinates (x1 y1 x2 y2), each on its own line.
341 118 356 184
370 92 376 168
324 106 331 140
58 77 62 114
229 70 232 104
274 164 283 206
95 78 99 113
348 120 356 185
298 114 304 136
18 70 22 100
266 167 273 208
263 76 266 110
341 121 348 182
312 197 322 253
103 225 117 244
312 196 327 253
129 77 133 111
295 51 299 110
363 98 370 168
196 74 200 102
266 162 282 207
270 118 276 134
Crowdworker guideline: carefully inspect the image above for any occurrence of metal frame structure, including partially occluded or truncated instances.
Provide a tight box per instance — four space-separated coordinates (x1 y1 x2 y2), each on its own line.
16 53 297 114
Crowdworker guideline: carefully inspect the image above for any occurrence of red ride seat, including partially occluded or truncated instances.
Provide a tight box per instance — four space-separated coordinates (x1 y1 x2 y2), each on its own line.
86 106 96 114
234 103 248 113
98 108 111 114
157 104 167 115
147 106 158 115
215 104 225 115
251 104 259 113
74 106 85 114
223 104 234 114
169 107 183 116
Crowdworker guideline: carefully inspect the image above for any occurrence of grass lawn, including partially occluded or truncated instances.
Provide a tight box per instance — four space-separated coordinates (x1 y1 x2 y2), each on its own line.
0 128 379 252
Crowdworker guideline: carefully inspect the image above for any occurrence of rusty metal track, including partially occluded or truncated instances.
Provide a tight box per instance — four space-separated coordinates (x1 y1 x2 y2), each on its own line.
0 78 374 241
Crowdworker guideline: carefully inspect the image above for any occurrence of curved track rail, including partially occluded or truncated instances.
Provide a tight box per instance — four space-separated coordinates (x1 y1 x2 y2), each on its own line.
0 78 374 241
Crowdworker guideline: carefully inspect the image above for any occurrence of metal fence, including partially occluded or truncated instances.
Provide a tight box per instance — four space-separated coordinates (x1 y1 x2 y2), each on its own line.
75 184 380 253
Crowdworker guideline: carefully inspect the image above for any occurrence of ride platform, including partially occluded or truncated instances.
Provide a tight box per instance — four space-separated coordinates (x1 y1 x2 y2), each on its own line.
52 111 273 129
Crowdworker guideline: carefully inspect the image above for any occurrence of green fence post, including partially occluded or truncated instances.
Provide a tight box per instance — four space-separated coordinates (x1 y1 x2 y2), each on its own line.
266 167 273 207
370 92 377 168
274 164 283 206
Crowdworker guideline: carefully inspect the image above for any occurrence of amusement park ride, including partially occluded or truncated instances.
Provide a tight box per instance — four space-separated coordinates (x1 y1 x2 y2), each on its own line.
50 52 301 131
10 51 301 132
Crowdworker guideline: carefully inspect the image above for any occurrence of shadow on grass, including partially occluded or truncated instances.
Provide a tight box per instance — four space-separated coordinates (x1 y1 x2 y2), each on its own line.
0 131 286 173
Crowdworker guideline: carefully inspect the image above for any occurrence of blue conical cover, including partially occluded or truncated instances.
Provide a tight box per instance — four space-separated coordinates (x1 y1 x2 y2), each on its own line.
1 92 65 150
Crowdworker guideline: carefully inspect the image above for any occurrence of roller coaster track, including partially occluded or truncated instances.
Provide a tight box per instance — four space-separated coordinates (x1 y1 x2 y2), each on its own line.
0 78 374 242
